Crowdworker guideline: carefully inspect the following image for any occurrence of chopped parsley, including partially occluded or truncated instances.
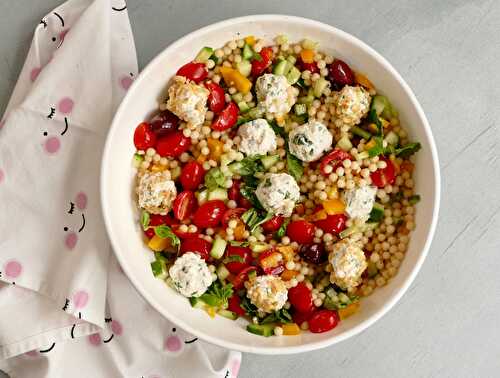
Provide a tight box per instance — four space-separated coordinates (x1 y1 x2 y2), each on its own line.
154 225 180 250
204 168 226 191
199 282 233 309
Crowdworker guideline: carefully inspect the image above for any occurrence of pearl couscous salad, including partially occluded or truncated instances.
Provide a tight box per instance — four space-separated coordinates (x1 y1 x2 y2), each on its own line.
132 35 421 337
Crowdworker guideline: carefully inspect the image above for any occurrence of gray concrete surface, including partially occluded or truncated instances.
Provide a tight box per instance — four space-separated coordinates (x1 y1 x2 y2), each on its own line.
1 0 499 377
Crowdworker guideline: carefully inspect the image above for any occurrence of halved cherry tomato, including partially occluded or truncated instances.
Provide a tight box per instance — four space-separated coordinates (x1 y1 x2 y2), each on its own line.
205 82 225 113
133 122 156 151
261 215 284 233
228 180 252 208
176 61 208 83
230 266 257 290
173 191 197 221
308 309 340 333
179 237 211 260
251 47 273 77
292 310 313 326
315 213 347 235
192 200 226 228
297 58 319 74
320 148 352 176
180 161 205 190
224 245 252 274
144 228 155 239
258 250 285 275
211 102 239 131
227 295 246 317
171 224 199 239
370 157 396 188
149 214 175 227
221 208 247 227
156 131 191 158
288 282 314 313
286 220 315 244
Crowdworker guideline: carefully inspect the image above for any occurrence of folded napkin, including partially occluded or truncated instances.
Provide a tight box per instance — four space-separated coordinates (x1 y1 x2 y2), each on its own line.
0 1 241 376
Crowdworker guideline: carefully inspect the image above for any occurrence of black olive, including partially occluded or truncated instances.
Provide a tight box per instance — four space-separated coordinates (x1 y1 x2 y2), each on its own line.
299 243 326 264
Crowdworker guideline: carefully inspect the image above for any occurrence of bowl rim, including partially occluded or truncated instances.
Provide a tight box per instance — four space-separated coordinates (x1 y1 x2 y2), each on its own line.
101 14 441 354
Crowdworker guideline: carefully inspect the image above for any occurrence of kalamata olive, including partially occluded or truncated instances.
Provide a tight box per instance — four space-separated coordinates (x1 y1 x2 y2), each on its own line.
299 243 326 264
328 59 354 88
150 110 179 138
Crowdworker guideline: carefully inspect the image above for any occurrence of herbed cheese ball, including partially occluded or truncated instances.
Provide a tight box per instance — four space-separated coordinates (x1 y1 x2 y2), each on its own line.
328 239 368 290
245 275 288 313
332 85 371 128
256 173 300 217
237 118 277 156
136 171 177 214
288 120 333 162
167 75 209 128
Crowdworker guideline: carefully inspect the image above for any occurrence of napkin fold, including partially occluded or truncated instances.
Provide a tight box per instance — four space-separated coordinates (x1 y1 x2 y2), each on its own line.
0 0 241 376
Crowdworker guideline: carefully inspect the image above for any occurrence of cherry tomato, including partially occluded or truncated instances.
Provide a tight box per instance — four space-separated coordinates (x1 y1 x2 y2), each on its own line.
288 282 314 313
297 58 319 73
286 220 315 244
176 61 208 83
133 122 156 151
224 245 252 274
205 82 225 113
315 213 347 235
370 157 396 188
192 200 226 228
180 161 205 190
261 216 284 233
230 266 257 290
251 47 273 76
228 180 252 209
320 149 352 176
149 110 179 138
258 250 285 275
144 228 155 239
156 131 191 158
308 310 340 333
328 59 354 88
292 310 314 326
211 102 239 131
149 214 175 227
221 208 247 227
171 224 199 239
179 237 211 260
227 295 246 316
172 191 197 221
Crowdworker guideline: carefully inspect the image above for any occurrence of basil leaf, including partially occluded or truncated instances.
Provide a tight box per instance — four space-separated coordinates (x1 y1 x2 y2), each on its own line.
141 211 150 231
200 282 233 308
286 151 303 181
367 136 385 157
240 184 264 210
275 218 290 239
260 308 293 324
367 108 383 136
154 225 180 250
242 208 273 233
408 194 421 205
394 142 421 158
240 296 258 317
205 168 226 191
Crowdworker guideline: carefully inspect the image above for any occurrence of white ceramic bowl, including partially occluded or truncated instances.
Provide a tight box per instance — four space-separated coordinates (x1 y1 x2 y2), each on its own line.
101 15 440 354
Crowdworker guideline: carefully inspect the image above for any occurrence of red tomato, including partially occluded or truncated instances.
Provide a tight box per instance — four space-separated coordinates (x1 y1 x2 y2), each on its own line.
288 282 314 313
297 58 319 73
261 216 284 233
144 228 155 239
205 82 225 113
192 200 226 228
227 295 246 316
320 149 352 176
180 161 204 190
286 220 315 244
133 122 156 151
251 47 273 77
224 245 252 274
179 237 211 260
230 266 257 290
292 310 314 326
172 191 197 221
257 250 285 275
370 157 396 188
308 310 340 333
315 213 347 235
228 180 252 209
221 208 247 227
211 102 239 131
171 224 199 239
149 214 175 227
176 61 208 83
156 131 191 158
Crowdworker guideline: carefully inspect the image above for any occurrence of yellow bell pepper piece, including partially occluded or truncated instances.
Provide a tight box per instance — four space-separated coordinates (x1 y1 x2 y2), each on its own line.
207 137 224 161
150 164 166 173
300 49 315 64
282 323 301 335
206 307 217 318
307 209 328 222
322 199 345 215
219 67 252 94
233 221 246 241
147 235 170 252
244 35 256 46
277 246 295 262
354 71 375 90
338 302 360 320
280 269 298 281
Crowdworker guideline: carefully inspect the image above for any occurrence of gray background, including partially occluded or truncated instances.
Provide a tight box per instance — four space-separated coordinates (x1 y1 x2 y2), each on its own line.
1 0 499 377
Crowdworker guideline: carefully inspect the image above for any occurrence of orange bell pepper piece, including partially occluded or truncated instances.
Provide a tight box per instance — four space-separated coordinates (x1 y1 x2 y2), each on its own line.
280 269 298 281
207 137 224 161
322 199 345 215
300 49 315 64
282 323 301 335
219 67 252 94
338 302 360 320
244 36 256 46
354 72 375 90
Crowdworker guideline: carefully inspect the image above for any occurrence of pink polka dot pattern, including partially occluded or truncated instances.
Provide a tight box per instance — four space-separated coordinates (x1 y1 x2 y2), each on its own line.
164 335 182 352
57 97 74 115
5 260 22 279
30 67 41 82
65 231 78 249
0 169 4 184
73 290 89 309
120 75 133 90
75 192 88 210
230 358 241 378
111 320 123 335
44 136 60 154
88 333 101 346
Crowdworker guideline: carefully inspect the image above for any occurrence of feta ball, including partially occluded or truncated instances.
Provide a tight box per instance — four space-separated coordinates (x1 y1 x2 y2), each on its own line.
328 239 367 290
136 171 177 215
255 74 297 118
343 186 377 221
237 118 277 156
246 275 288 313
256 173 300 217
332 85 371 127
288 120 333 162
169 252 212 297
166 75 209 128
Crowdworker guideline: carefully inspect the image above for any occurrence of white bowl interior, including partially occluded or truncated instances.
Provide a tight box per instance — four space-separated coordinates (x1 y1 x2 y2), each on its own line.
101 15 440 354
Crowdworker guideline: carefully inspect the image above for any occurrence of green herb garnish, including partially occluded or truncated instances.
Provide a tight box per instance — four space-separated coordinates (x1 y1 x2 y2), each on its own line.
141 211 150 231
260 308 293 324
205 168 226 191
199 282 233 308
154 225 180 250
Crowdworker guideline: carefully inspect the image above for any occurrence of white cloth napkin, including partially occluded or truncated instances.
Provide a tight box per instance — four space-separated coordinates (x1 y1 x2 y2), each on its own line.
0 1 241 376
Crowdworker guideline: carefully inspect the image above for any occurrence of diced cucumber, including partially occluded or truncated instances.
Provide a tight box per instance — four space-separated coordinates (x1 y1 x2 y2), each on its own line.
294 103 307 116
242 44 254 60
313 77 329 97
194 47 214 63
246 107 264 120
275 34 289 45
238 101 250 113
273 60 291 76
366 262 378 278
339 226 357 239
286 55 297 65
247 323 275 337
384 131 399 146
150 259 167 279
216 264 230 281
236 60 252 77
208 188 228 201
260 154 280 170
301 39 318 50
218 309 238 320
196 189 209 205
336 135 353 152
297 94 314 105
351 126 372 141
250 242 269 253
133 153 144 167
286 66 301 84
190 296 206 309
228 161 246 175
356 151 370 161
210 237 227 259
232 93 243 103
368 202 385 223
371 95 389 116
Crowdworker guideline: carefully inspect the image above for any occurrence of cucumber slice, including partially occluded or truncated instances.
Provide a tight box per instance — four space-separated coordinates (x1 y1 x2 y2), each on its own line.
351 126 372 140
194 47 214 63
286 66 301 85
371 95 389 116
236 60 252 77
238 101 250 113
336 135 353 152
242 44 254 60
247 323 275 337
297 94 314 105
232 93 243 103
210 237 227 259
294 103 307 116
190 296 206 309
356 151 370 161
208 188 228 201
218 309 238 320
273 60 291 76
384 131 399 146
228 162 246 175
260 154 280 170
313 77 329 97
216 264 230 281
250 242 269 253
286 55 297 65
150 259 167 279
196 189 209 205
366 262 378 278
368 202 385 223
